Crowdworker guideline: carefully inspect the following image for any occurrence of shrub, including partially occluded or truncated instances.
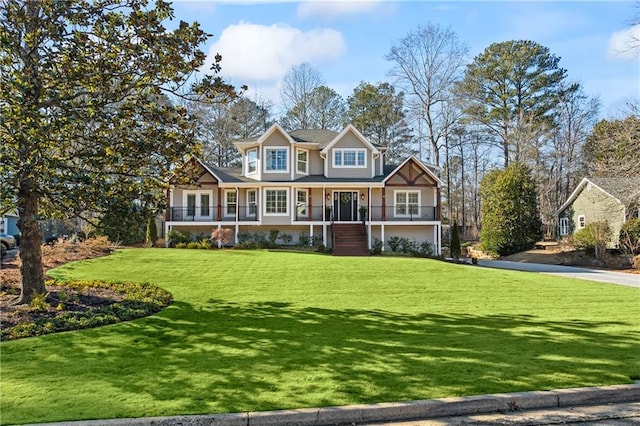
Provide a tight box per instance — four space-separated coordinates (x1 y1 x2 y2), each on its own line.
298 234 310 246
480 163 542 256
371 237 383 255
279 233 293 245
311 235 323 246
211 228 233 247
398 237 413 254
619 219 640 256
268 230 280 244
167 229 192 247
387 236 402 252
633 254 640 270
574 221 610 259
186 242 199 249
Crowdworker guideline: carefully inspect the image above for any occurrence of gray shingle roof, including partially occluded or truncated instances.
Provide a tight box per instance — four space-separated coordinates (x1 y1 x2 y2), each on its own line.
589 177 640 204
289 129 339 147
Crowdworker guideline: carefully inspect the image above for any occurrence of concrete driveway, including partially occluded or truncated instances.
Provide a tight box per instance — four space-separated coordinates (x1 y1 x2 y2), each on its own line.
477 260 640 288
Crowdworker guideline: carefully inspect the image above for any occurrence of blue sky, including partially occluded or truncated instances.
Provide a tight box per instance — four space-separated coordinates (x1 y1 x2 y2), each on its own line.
171 1 639 119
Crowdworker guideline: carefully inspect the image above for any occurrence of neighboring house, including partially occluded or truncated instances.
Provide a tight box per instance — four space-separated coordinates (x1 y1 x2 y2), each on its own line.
166 124 442 255
556 177 640 248
0 210 19 237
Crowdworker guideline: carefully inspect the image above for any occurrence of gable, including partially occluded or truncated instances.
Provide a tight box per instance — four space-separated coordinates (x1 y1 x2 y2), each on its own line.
320 124 380 154
262 129 291 147
384 157 441 187
557 177 626 216
170 158 219 186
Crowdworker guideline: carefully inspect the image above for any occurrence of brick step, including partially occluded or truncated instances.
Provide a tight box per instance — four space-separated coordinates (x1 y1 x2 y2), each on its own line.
332 224 369 256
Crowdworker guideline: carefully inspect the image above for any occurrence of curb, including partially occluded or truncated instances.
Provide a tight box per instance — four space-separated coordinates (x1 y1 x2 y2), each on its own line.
31 383 640 426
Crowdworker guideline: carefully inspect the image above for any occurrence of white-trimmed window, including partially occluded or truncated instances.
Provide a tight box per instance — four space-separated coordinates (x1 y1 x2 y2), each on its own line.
184 191 211 218
559 217 569 236
578 215 586 230
247 190 257 217
265 189 288 215
395 190 420 217
334 148 366 168
224 190 237 217
297 148 308 174
296 189 308 217
265 148 288 172
247 148 258 174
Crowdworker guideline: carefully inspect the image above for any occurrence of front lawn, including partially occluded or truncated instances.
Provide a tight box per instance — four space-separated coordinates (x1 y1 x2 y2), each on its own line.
1 248 639 424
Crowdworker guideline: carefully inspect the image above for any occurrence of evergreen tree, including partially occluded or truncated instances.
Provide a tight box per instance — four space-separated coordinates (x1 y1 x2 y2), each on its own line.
450 220 461 259
480 163 542 256
0 0 237 303
345 82 415 164
146 217 158 247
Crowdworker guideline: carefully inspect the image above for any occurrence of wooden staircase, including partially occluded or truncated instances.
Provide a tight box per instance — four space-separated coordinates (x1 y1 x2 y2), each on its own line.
332 223 369 256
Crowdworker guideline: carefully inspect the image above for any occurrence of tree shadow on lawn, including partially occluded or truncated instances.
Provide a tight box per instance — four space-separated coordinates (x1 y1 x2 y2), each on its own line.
5 299 640 422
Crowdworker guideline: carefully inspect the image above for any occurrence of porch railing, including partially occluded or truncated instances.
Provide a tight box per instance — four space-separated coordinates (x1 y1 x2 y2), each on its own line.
170 206 259 222
169 205 438 222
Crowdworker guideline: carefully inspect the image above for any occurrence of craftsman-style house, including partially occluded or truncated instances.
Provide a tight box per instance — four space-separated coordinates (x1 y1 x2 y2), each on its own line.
165 124 442 255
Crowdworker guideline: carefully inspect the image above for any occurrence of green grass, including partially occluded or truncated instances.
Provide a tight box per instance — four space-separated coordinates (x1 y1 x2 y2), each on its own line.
1 249 639 424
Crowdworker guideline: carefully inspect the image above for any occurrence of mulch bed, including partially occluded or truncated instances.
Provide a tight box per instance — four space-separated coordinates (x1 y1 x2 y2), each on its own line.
0 244 121 333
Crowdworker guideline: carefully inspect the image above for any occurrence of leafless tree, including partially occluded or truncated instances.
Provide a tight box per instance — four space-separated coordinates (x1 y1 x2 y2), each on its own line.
279 62 324 129
386 23 468 166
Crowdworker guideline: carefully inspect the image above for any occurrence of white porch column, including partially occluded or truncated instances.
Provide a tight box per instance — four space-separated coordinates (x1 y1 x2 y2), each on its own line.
217 224 222 248
381 224 385 252
165 224 171 247
235 224 239 247
367 187 372 249
322 186 327 246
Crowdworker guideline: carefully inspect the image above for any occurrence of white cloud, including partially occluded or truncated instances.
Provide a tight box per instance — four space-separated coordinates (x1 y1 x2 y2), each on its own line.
607 24 640 60
297 0 387 20
204 22 346 83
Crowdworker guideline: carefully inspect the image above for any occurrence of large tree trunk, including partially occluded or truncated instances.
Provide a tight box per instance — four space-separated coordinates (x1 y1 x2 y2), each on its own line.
16 190 45 304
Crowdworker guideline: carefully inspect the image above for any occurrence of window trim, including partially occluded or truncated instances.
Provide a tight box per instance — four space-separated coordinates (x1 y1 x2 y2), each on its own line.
264 147 289 173
224 190 237 218
247 189 257 217
296 189 308 218
246 148 258 175
394 190 420 218
296 148 308 175
264 188 289 216
577 215 586 230
183 190 212 219
559 217 570 236
333 148 367 168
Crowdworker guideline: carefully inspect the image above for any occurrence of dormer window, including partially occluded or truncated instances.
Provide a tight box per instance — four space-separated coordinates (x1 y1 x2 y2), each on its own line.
334 148 366 168
247 148 257 174
265 148 288 172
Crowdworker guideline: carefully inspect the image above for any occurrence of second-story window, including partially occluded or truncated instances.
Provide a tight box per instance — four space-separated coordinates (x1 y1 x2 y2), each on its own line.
297 149 308 174
334 149 366 168
266 148 288 172
247 149 258 174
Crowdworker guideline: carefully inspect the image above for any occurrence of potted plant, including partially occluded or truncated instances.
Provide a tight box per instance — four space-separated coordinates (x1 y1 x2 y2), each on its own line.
359 205 368 222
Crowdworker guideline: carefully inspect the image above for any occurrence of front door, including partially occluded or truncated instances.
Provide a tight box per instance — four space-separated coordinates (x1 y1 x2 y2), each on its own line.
334 191 358 221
